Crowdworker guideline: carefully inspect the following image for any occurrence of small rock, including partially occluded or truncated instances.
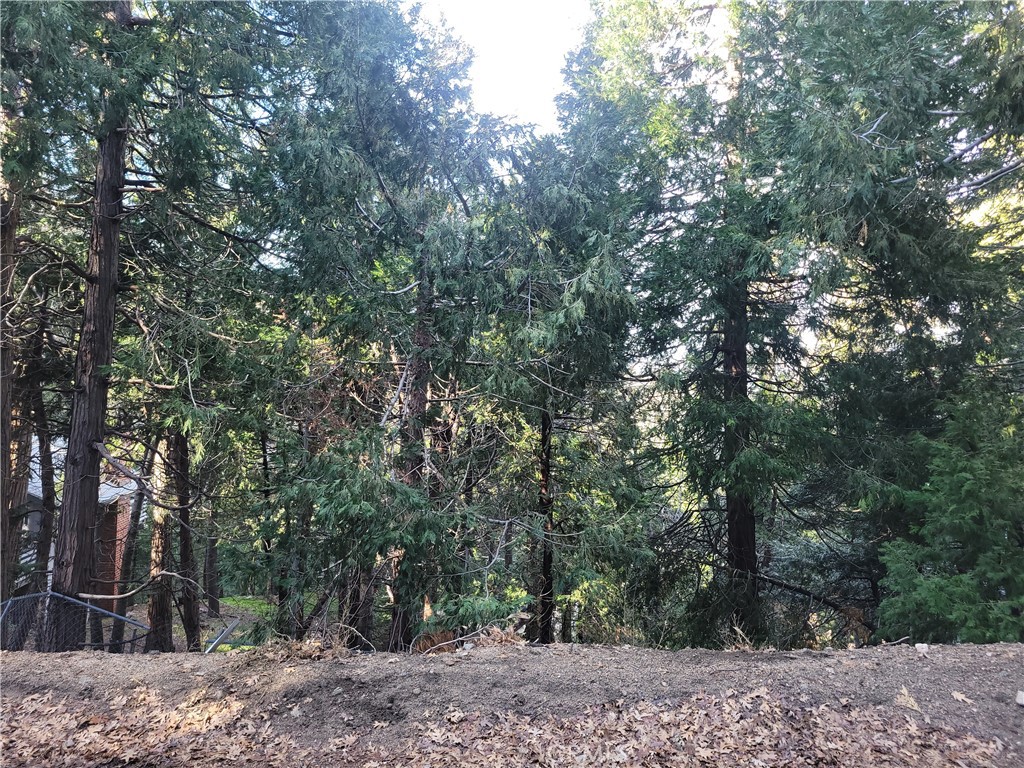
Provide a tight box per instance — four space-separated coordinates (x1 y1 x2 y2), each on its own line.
1016 690 1024 707
915 643 929 657
332 687 344 696
413 688 421 695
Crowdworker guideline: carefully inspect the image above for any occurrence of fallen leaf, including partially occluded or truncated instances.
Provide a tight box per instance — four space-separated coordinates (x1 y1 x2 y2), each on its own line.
895 686 921 712
951 691 974 704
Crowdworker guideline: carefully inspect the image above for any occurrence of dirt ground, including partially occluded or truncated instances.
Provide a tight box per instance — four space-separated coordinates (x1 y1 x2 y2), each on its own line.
2 640 1022 767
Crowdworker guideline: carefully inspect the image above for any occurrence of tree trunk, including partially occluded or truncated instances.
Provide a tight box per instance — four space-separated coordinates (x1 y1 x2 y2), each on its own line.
144 503 174 652
274 501 296 639
3 298 47 605
257 427 293 637
108 441 154 651
292 500 314 640
560 600 574 644
0 193 19 602
528 408 556 644
723 275 758 635
459 447 476 598
0 408 30 649
30 383 56 592
88 530 106 649
204 509 220 618
42 0 132 652
258 429 287 616
276 494 314 641
345 566 376 651
429 376 458 499
0 380 59 651
387 265 433 652
2 410 32 599
170 431 201 651
145 439 174 652
386 558 415 652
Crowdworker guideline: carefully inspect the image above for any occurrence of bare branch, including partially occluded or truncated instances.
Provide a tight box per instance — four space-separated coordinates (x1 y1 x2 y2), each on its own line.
77 570 179 601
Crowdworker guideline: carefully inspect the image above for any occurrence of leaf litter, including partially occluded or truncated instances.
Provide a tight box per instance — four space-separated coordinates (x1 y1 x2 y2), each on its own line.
2 642 1020 767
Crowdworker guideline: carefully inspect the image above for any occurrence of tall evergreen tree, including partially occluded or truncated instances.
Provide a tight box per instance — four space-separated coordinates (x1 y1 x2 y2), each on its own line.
567 0 1022 644
41 0 155 650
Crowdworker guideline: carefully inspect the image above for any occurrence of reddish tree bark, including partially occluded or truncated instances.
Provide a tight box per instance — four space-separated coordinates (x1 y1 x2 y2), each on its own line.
41 0 133 651
169 431 201 651
145 444 174 652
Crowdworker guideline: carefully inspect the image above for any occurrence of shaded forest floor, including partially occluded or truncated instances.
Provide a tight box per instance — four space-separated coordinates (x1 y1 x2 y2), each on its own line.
2 641 1022 766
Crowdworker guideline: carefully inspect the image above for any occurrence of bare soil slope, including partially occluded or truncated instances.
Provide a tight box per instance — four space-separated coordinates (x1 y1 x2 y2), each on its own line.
2 641 1022 767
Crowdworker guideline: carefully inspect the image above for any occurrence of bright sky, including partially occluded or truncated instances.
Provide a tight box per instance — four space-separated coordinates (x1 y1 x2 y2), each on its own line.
417 0 595 134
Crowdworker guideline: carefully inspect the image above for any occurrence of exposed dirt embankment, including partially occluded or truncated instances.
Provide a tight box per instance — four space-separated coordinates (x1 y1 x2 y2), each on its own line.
2 642 1021 766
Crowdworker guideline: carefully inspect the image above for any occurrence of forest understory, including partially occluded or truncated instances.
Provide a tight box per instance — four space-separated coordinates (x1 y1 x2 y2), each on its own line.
2 641 1022 767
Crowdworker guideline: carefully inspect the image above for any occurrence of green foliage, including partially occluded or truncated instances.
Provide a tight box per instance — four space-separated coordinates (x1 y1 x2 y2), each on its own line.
564 0 1024 647
879 390 1024 643
432 593 529 632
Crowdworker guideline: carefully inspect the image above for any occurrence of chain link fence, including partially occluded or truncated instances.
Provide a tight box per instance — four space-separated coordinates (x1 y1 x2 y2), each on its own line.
0 592 150 652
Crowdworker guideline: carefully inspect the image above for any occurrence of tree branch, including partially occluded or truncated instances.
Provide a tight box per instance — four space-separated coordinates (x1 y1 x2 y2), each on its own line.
77 570 179 601
756 571 876 631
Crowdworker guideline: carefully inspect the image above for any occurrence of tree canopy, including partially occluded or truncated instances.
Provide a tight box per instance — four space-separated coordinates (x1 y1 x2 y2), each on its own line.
2 0 1021 651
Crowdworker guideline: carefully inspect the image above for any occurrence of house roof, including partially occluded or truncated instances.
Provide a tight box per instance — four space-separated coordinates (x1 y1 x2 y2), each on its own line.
27 438 139 505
